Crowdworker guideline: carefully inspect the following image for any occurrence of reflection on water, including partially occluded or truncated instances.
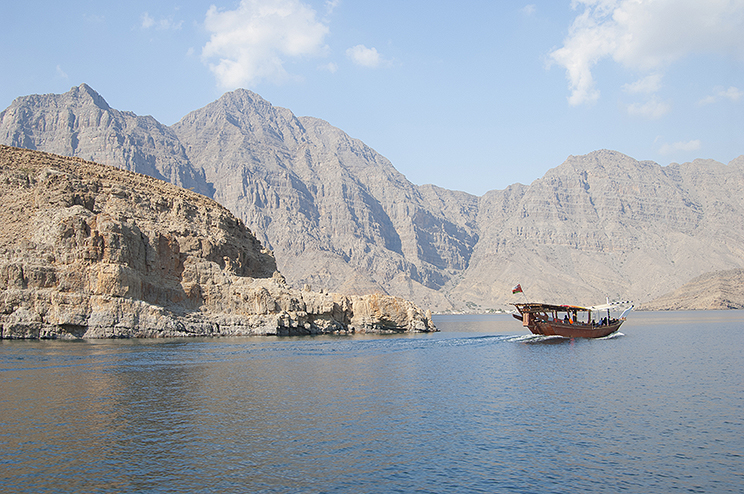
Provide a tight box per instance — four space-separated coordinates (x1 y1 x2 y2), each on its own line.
1 311 743 493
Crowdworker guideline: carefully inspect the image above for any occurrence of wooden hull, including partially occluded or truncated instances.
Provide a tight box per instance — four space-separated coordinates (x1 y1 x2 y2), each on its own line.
528 319 623 338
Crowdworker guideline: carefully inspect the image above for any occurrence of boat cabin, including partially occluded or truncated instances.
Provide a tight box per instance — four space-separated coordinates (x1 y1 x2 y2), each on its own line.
514 303 615 327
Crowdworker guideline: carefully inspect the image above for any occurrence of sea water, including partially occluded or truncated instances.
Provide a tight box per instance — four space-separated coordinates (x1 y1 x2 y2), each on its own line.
1 311 742 493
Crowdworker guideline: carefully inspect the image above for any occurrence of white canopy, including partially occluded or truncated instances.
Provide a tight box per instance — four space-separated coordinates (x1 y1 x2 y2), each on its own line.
587 300 634 311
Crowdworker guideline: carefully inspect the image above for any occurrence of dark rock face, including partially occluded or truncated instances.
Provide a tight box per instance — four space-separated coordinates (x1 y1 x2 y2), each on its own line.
0 146 435 338
3 85 744 311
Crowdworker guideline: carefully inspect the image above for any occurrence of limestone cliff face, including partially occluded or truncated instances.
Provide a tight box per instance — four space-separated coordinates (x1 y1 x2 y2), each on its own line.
0 146 435 338
456 150 744 307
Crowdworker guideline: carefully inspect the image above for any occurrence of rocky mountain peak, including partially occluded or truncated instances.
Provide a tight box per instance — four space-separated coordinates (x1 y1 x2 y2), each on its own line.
219 88 273 112
3 83 111 115
174 87 305 156
0 85 212 197
730 155 744 168
66 83 112 111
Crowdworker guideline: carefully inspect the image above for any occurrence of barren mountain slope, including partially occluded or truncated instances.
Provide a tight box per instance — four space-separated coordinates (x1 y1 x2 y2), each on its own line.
640 269 744 310
3 85 744 311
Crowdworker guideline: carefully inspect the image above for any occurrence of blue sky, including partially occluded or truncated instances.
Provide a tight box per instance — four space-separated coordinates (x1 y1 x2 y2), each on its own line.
2 1 743 195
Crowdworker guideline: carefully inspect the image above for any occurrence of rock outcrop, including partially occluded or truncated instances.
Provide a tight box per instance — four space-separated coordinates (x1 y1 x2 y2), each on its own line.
0 146 435 338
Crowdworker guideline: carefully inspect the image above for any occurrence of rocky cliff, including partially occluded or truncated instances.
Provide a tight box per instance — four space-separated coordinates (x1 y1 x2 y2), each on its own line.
0 145 435 338
3 85 744 311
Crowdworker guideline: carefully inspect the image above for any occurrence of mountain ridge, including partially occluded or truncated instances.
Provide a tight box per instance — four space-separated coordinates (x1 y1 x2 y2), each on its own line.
3 84 743 311
0 84 213 197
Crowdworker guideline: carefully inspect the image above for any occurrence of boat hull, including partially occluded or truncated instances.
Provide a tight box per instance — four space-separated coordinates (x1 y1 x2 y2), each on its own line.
528 320 623 338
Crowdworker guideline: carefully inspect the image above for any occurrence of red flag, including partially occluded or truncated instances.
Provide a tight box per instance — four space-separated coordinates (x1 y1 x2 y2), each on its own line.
512 284 523 294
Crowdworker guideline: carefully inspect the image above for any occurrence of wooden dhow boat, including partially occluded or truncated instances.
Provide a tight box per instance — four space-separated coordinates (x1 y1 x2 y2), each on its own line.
512 300 633 338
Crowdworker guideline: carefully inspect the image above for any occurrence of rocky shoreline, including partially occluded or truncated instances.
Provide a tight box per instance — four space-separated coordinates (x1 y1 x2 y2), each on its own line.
2 280 436 339
0 146 436 339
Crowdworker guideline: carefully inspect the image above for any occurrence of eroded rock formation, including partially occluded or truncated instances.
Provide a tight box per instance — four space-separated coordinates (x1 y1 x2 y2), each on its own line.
0 146 435 338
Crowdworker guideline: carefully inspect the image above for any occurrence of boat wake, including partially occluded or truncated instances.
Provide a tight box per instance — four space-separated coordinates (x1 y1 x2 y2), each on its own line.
433 334 514 348
597 331 624 340
506 332 624 344
506 334 567 344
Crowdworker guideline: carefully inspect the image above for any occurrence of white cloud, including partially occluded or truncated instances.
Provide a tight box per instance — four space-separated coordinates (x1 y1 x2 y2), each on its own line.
699 86 743 105
201 0 330 88
521 4 536 16
346 44 385 68
324 0 341 15
622 74 662 94
142 12 155 29
721 86 744 101
550 0 744 105
56 65 68 79
659 139 701 155
141 12 183 30
319 62 337 73
626 97 671 119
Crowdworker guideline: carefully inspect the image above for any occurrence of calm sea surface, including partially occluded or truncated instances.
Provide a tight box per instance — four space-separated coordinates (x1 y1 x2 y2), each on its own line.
1 311 742 493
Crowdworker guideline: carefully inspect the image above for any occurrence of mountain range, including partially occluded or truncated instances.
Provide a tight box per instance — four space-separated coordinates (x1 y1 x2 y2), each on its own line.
2 84 743 311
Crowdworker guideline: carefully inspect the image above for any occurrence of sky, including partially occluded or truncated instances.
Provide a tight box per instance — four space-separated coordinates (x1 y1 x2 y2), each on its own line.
2 0 743 196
